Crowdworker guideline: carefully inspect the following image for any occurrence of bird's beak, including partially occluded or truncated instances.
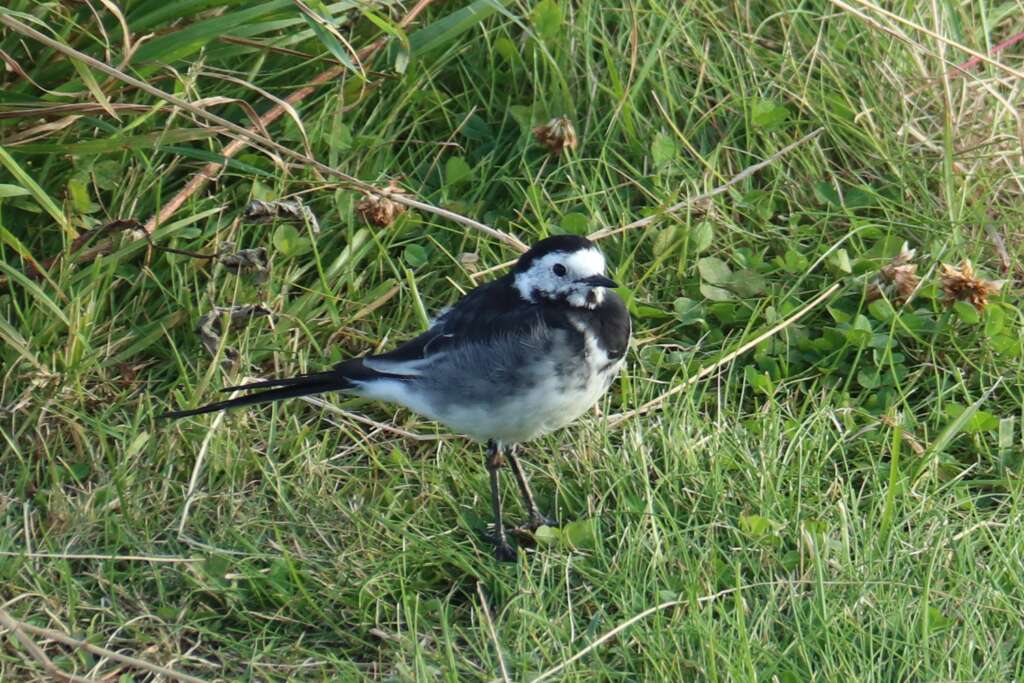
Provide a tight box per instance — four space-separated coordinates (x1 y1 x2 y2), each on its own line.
577 274 619 289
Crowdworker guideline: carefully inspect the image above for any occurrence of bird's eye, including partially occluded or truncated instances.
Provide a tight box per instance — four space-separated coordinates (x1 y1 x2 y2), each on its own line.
552 263 567 277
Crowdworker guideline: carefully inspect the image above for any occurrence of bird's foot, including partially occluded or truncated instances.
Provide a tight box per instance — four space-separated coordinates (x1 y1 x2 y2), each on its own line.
479 529 518 562
510 513 560 539
493 540 517 562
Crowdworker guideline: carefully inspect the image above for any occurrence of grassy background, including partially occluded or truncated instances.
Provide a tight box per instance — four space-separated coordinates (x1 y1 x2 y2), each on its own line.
2 0 1023 680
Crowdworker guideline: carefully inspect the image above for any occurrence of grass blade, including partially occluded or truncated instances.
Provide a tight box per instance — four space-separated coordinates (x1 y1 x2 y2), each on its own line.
296 0 361 73
912 380 1004 484
0 145 74 238
70 60 118 120
407 0 512 56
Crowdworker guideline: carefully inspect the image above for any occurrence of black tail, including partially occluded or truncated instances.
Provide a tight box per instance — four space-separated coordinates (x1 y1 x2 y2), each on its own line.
163 370 348 419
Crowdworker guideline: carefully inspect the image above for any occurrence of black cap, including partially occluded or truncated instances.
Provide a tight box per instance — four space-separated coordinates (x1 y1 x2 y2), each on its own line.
514 235 595 273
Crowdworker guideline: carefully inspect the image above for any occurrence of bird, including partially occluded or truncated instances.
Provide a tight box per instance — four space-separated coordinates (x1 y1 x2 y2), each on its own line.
166 235 632 561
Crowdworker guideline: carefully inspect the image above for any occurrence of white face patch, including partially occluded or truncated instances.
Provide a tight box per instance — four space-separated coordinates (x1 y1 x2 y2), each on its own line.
514 247 610 308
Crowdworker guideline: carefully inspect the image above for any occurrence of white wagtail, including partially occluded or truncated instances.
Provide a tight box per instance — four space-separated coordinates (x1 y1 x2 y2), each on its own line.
167 235 632 560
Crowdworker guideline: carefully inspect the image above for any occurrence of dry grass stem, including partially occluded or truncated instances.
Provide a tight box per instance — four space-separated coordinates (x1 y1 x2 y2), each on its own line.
0 608 208 683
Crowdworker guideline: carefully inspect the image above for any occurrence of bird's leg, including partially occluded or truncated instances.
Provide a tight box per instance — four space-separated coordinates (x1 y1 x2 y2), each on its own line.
485 440 516 562
507 448 559 531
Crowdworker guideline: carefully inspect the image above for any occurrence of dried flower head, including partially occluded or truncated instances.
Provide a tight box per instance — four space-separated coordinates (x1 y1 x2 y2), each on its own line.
532 116 578 156
940 260 1003 311
867 242 920 305
243 199 320 233
356 180 408 227
219 246 270 283
196 304 273 370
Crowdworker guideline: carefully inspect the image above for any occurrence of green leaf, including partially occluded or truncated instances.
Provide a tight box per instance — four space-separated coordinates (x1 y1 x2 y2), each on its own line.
689 221 714 254
813 181 842 208
984 305 1005 336
945 403 999 434
444 156 472 187
853 314 873 332
708 302 742 323
868 298 895 322
460 110 493 137
780 249 808 273
729 269 766 297
744 366 774 395
651 132 678 168
559 212 589 235
394 44 409 74
844 185 875 209
91 160 121 191
562 518 598 550
403 244 429 268
697 256 732 285
160 147 276 178
927 606 954 631
827 305 852 324
0 184 30 198
654 226 678 254
751 99 790 130
739 513 775 537
673 297 704 325
990 334 1018 355
125 432 151 460
67 173 98 214
952 300 980 324
634 305 672 320
700 282 734 302
531 0 563 40
0 224 41 270
829 247 852 273
507 102 546 132
329 121 352 155
857 370 881 389
494 36 517 61
64 462 91 481
461 112 493 143
273 224 311 258
999 418 1015 454
202 555 230 581
533 525 560 546
740 189 774 221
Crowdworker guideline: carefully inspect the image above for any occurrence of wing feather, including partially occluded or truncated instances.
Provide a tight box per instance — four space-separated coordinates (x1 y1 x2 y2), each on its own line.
355 275 559 372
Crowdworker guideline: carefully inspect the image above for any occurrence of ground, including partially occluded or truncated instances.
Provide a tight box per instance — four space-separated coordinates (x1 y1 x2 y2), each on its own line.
1 0 1023 680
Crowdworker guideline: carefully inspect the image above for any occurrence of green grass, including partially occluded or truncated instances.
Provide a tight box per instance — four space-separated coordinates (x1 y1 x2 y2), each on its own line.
2 0 1023 680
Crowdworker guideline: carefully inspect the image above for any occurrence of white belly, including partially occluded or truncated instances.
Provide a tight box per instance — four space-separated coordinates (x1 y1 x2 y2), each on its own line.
352 318 626 444
445 365 616 443
355 355 623 444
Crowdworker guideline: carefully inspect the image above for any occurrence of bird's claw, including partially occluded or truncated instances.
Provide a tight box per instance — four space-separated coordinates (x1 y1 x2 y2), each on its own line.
493 541 517 562
527 513 560 530
509 514 560 541
479 528 518 562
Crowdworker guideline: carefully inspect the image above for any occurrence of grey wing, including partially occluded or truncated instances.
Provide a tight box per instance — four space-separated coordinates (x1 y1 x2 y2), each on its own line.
360 301 561 380
361 326 453 377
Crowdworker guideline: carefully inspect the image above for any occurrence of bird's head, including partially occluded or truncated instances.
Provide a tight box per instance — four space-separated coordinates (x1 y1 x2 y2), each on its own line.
513 235 618 309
